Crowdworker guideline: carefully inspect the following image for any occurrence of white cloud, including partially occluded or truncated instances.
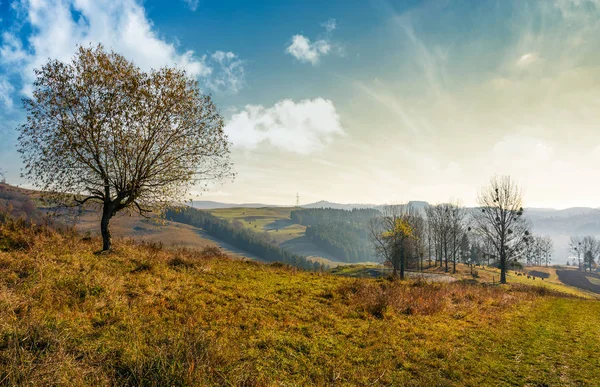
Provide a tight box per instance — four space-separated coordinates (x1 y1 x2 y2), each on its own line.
285 18 341 65
321 18 337 33
225 98 346 155
0 77 14 109
286 35 331 65
0 0 245 95
206 51 246 94
182 0 199 12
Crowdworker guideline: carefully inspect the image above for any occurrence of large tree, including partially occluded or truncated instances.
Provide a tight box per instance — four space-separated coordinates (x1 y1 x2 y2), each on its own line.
18 45 233 251
472 175 529 284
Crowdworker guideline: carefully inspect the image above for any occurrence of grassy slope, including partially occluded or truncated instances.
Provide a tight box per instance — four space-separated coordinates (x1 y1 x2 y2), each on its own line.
1 221 600 386
74 211 260 260
208 207 363 266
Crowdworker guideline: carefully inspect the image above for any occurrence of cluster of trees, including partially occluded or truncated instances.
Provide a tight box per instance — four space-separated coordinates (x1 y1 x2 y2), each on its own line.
370 176 550 283
522 235 553 267
290 208 380 226
305 223 375 263
369 205 426 279
292 208 380 263
424 203 467 274
166 207 325 271
569 236 599 272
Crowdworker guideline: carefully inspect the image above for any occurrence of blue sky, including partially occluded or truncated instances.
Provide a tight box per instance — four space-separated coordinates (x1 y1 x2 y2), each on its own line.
1 0 600 208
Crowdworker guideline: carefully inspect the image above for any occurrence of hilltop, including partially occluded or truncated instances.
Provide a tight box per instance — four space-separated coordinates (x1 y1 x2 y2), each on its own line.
1 218 600 386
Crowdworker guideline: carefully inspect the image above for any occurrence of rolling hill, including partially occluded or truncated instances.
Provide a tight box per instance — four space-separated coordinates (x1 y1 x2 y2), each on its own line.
1 217 600 386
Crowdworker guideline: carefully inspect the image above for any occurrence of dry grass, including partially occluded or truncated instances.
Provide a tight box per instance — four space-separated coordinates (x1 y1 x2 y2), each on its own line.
1 219 600 386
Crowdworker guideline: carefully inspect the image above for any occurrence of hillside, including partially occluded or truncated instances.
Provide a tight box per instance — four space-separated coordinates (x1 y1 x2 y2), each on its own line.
7 182 600 266
206 200 600 265
207 207 367 266
1 219 600 386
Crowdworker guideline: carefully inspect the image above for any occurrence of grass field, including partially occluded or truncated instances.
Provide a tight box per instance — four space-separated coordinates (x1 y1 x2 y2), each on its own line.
208 207 305 244
2 219 600 386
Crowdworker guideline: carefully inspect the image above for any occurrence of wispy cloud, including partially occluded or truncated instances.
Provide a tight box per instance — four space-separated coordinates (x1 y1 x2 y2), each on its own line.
182 0 199 12
321 18 337 33
353 80 421 136
0 77 14 109
206 51 246 94
516 52 539 67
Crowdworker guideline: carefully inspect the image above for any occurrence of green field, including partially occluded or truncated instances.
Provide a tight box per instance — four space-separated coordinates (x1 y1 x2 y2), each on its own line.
208 207 306 243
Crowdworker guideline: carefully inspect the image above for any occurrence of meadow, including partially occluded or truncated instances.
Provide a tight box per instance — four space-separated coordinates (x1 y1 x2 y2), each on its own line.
1 219 600 386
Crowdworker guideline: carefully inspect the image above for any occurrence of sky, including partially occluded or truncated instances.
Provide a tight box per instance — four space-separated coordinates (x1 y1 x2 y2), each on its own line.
1 0 600 208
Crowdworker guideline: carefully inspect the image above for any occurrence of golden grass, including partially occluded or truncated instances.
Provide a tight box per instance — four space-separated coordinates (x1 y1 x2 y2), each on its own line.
423 263 599 299
1 219 600 386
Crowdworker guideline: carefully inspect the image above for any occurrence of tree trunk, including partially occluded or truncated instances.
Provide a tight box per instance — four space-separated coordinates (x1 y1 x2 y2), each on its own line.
500 251 507 284
444 244 448 273
101 203 114 251
400 249 405 280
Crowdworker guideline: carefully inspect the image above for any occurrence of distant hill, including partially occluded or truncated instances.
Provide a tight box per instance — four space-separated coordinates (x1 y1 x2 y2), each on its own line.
301 200 379 210
190 201 279 209
6 183 600 265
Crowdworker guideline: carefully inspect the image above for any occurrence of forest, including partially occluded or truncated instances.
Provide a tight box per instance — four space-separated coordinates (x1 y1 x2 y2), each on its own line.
292 208 380 263
166 207 324 271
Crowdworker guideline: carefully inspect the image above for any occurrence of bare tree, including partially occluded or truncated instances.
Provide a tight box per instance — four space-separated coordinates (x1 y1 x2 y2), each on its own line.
448 202 467 274
411 210 427 272
18 45 233 251
578 236 599 272
424 202 466 273
569 236 584 270
538 236 553 267
471 175 529 284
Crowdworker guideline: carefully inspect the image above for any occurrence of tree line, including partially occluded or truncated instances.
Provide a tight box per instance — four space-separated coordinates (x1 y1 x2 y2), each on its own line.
166 207 325 271
569 236 599 272
290 208 380 226
369 176 553 283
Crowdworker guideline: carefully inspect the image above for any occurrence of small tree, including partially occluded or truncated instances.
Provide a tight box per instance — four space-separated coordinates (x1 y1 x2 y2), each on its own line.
18 45 233 251
370 205 419 279
472 175 529 284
